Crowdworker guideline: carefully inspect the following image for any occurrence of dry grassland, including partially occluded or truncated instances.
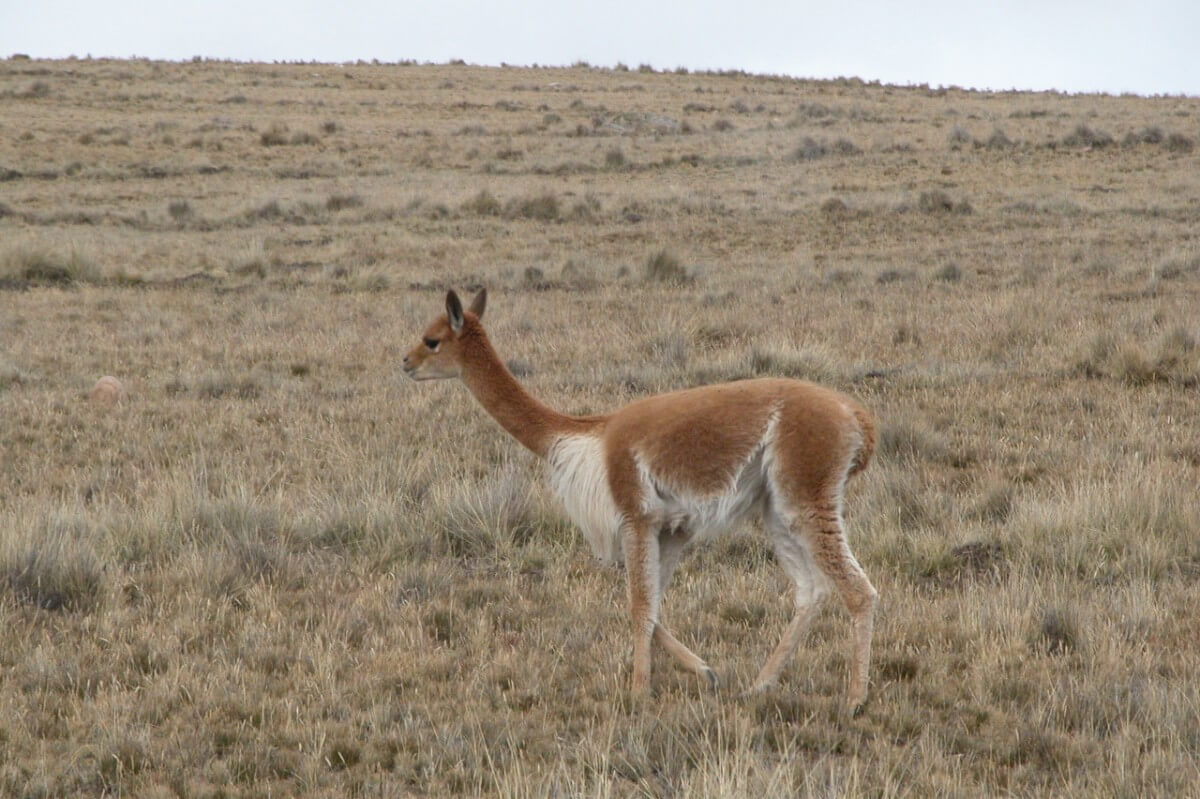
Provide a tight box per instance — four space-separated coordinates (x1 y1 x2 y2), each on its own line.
2 57 1199 796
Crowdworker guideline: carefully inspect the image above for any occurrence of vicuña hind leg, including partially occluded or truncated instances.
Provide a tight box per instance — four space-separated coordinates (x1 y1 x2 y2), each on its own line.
807 503 878 713
750 514 829 692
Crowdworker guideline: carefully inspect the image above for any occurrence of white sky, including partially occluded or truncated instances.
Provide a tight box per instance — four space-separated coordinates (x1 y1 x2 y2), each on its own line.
3 1 1198 96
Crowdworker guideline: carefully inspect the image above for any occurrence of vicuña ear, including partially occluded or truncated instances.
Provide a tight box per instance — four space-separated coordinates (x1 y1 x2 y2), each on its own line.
446 290 465 333
468 288 487 319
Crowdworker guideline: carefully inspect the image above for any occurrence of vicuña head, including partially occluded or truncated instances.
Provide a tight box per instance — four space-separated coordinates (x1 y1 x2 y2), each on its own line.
407 289 880 712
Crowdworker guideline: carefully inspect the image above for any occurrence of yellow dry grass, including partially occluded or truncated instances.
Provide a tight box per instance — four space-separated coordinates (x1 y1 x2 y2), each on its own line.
1 57 1199 796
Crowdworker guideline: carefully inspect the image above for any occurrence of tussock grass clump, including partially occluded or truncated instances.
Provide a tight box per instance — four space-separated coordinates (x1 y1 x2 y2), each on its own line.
1 515 105 612
504 193 559 221
747 343 841 383
820 197 849 216
167 199 193 220
984 128 1015 150
1031 605 1084 655
560 258 597 288
325 193 364 212
1061 124 1113 148
867 470 941 530
1152 252 1200 282
0 246 103 286
0 357 28 391
17 80 52 99
788 136 860 162
244 199 284 222
789 136 827 161
432 463 541 557
1124 126 1164 146
876 267 918 284
1012 477 1198 583
1165 132 1195 153
878 414 954 465
194 372 265 399
918 190 972 214
462 189 502 216
259 123 290 146
643 249 692 284
604 147 626 168
934 261 963 282
1073 326 1199 386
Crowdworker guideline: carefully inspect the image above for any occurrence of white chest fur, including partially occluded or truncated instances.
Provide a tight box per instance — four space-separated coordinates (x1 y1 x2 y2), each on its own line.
546 434 625 563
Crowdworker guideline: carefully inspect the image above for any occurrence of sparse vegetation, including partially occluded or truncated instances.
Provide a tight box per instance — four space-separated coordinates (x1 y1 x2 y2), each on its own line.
1 57 1199 798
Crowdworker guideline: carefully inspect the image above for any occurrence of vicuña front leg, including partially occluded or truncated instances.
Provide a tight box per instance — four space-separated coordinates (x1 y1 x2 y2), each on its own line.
653 529 718 689
623 518 660 697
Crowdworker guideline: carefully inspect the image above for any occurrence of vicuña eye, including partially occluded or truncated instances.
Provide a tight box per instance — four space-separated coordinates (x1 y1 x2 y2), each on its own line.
423 338 440 351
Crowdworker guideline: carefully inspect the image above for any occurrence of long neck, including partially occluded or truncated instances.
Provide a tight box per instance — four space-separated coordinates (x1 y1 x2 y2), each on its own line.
457 321 595 458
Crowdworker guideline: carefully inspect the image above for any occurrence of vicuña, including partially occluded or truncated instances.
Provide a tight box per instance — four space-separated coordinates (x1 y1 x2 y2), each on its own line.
405 289 879 710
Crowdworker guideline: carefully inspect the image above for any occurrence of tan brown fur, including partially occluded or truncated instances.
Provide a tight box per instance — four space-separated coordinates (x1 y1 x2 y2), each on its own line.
406 289 878 710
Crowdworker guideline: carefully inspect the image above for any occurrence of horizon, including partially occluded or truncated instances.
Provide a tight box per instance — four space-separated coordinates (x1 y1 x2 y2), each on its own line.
3 1 1198 98
5 54 1197 101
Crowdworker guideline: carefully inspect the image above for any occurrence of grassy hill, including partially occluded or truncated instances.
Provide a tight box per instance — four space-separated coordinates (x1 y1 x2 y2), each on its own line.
1 57 1199 796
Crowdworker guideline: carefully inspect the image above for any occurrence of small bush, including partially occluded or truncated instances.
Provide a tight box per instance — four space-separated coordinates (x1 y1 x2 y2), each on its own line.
948 125 971 147
711 119 735 132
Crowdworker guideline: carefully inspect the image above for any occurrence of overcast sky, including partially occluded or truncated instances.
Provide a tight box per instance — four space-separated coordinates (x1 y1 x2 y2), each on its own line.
4 1 1198 96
